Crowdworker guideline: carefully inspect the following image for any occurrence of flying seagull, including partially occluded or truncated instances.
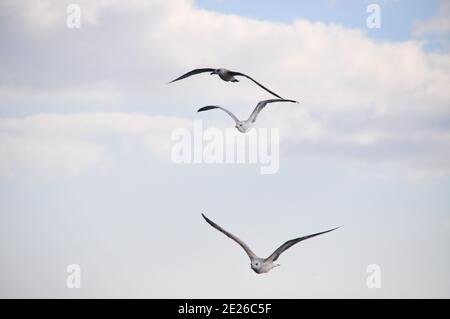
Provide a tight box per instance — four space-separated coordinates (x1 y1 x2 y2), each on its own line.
169 68 283 98
201 214 341 274
197 99 298 133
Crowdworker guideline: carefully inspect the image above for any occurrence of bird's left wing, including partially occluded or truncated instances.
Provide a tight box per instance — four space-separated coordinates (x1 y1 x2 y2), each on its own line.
265 226 341 263
202 214 257 260
198 105 240 125
168 68 216 83
229 71 283 98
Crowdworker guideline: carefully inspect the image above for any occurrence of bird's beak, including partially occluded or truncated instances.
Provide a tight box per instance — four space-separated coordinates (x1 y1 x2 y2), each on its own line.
210 71 217 75
274 264 280 268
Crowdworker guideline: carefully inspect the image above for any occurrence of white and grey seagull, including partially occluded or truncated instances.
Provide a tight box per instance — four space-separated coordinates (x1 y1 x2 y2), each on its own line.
202 214 341 274
169 68 283 98
197 98 298 133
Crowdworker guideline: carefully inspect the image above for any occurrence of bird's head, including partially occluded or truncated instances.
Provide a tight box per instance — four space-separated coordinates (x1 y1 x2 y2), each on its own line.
251 260 263 273
235 122 249 133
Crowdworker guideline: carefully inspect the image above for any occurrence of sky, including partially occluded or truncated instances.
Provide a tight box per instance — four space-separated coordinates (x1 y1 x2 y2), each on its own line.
0 0 449 298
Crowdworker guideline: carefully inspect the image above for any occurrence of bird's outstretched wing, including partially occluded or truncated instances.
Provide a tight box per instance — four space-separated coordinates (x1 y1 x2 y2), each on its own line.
198 105 240 125
229 71 283 98
248 99 298 123
265 226 341 263
202 214 257 260
168 68 216 83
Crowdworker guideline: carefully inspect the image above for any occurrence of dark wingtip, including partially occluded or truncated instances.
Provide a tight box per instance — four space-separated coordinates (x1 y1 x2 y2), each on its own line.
201 213 211 224
198 106 218 113
330 225 343 232
276 99 298 104
167 78 179 84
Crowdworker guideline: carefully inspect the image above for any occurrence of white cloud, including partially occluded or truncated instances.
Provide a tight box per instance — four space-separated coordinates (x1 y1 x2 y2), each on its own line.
413 1 450 36
0 112 190 178
0 82 123 107
0 0 449 178
0 133 105 178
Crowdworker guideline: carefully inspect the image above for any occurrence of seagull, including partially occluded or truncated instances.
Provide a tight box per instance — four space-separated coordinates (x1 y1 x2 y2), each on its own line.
197 99 298 133
169 68 283 98
202 214 341 274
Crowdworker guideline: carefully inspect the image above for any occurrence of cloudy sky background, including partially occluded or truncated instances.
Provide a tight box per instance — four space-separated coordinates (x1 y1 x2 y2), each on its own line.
0 0 449 298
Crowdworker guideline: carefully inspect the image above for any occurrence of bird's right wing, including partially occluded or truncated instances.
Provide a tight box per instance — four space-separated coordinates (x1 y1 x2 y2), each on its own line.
198 106 240 125
265 226 341 263
248 99 298 123
168 68 216 83
202 214 257 260
229 71 283 99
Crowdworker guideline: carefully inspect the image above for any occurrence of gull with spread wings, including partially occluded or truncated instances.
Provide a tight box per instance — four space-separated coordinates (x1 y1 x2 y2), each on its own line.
197 98 298 133
202 214 341 274
169 68 283 98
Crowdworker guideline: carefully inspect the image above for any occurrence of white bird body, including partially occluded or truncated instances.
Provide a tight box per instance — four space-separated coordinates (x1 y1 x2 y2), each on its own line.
198 99 298 133
251 258 280 274
235 120 252 133
213 68 239 82
169 67 283 98
202 214 340 274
